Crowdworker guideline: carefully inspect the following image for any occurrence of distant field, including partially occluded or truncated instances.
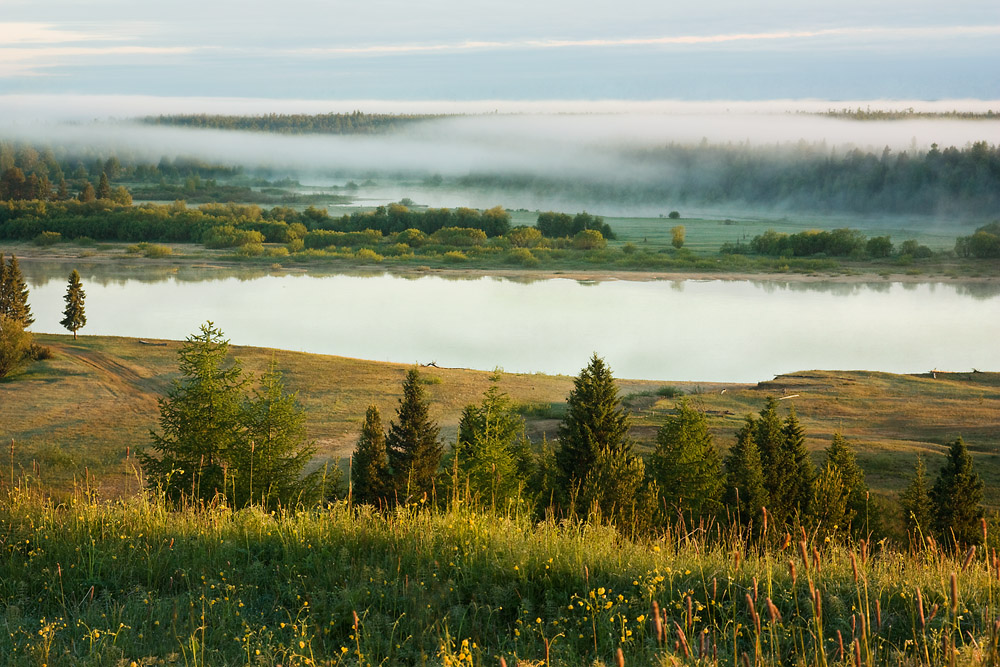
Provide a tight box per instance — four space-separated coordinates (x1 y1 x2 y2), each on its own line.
2 335 997 507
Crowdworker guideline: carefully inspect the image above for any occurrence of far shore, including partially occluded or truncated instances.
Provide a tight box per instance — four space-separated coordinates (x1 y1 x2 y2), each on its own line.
5 241 999 285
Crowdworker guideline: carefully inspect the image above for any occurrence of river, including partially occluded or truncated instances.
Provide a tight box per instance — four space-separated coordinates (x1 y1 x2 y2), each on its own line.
20 262 1000 382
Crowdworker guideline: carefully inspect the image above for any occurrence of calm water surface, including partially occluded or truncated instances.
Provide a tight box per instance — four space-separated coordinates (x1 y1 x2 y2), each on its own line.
22 263 1000 382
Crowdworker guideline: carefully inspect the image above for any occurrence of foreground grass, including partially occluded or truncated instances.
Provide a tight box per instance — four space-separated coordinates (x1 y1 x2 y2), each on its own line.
1 487 998 666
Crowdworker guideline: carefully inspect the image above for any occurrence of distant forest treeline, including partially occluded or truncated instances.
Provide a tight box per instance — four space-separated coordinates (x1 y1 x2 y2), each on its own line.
462 141 1000 216
140 111 445 134
3 135 1000 217
819 107 1000 120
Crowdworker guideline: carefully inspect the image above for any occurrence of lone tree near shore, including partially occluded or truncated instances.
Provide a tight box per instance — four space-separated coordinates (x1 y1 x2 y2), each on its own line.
60 270 86 339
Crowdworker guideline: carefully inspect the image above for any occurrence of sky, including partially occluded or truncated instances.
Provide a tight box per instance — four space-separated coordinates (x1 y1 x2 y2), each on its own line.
1 0 999 105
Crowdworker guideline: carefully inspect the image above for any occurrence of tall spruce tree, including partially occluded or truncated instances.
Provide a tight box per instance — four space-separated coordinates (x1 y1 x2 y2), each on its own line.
141 322 248 503
97 171 112 199
931 437 984 545
554 354 630 506
899 455 934 538
1 255 33 328
724 416 769 529
352 405 391 506
776 406 814 521
60 270 86 339
385 368 442 503
649 398 724 520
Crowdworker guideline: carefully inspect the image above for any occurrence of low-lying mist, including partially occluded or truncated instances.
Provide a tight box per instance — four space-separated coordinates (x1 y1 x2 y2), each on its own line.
3 98 999 218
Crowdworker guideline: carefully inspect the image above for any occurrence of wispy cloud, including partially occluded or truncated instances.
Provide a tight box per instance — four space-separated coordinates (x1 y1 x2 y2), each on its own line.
0 46 200 77
292 24 1000 56
0 22 127 44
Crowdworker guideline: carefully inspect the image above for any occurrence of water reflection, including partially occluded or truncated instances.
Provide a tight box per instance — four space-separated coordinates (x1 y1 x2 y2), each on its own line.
19 261 1000 382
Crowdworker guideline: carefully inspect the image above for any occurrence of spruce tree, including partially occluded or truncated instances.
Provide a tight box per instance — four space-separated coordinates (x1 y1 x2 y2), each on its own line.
141 322 248 503
724 416 769 529
60 270 86 339
1 255 33 328
385 368 442 503
649 398 724 520
450 372 532 509
352 405 391 506
97 171 112 199
777 406 815 521
232 361 318 509
931 437 984 545
899 455 934 538
554 354 630 507
823 433 870 534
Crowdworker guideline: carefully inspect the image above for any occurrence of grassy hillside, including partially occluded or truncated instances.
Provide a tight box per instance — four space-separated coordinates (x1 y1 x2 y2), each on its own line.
2 335 998 505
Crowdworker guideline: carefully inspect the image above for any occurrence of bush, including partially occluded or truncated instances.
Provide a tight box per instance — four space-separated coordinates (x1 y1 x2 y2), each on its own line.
28 343 53 361
507 226 543 248
204 225 265 249
234 242 265 257
356 248 383 262
286 238 305 253
507 247 538 266
142 243 173 258
33 231 62 246
0 315 31 379
264 246 289 258
668 211 681 219
395 228 429 247
431 227 487 247
442 250 467 262
573 229 606 250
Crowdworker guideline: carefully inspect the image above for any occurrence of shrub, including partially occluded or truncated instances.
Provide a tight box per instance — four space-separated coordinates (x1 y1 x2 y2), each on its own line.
142 244 173 258
431 227 487 247
573 229 606 250
204 225 265 249
234 242 265 257
668 210 681 219
286 238 305 253
356 248 383 262
507 226 543 248
33 231 62 246
507 248 538 266
395 228 429 247
442 250 467 262
264 246 289 258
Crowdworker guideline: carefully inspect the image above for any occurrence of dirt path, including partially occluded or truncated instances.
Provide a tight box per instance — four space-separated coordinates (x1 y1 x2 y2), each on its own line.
49 342 165 403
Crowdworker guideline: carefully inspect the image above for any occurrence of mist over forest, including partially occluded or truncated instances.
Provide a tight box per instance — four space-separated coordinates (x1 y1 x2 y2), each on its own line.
3 105 999 219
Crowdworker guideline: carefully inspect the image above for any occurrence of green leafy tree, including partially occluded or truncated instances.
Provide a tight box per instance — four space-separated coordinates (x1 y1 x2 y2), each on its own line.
670 225 685 249
931 437 985 546
554 354 631 510
352 405 391 506
230 361 318 509
0 314 31 379
1 254 34 327
385 368 442 503
141 322 248 503
649 399 723 520
723 416 769 529
59 270 86 339
899 455 934 539
449 371 532 509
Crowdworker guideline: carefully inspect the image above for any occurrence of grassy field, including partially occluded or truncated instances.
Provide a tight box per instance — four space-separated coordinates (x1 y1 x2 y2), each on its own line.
2 335 998 506
1 486 999 666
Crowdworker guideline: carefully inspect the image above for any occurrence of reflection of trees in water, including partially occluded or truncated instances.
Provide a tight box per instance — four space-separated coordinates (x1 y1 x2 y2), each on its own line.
954 282 1000 300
